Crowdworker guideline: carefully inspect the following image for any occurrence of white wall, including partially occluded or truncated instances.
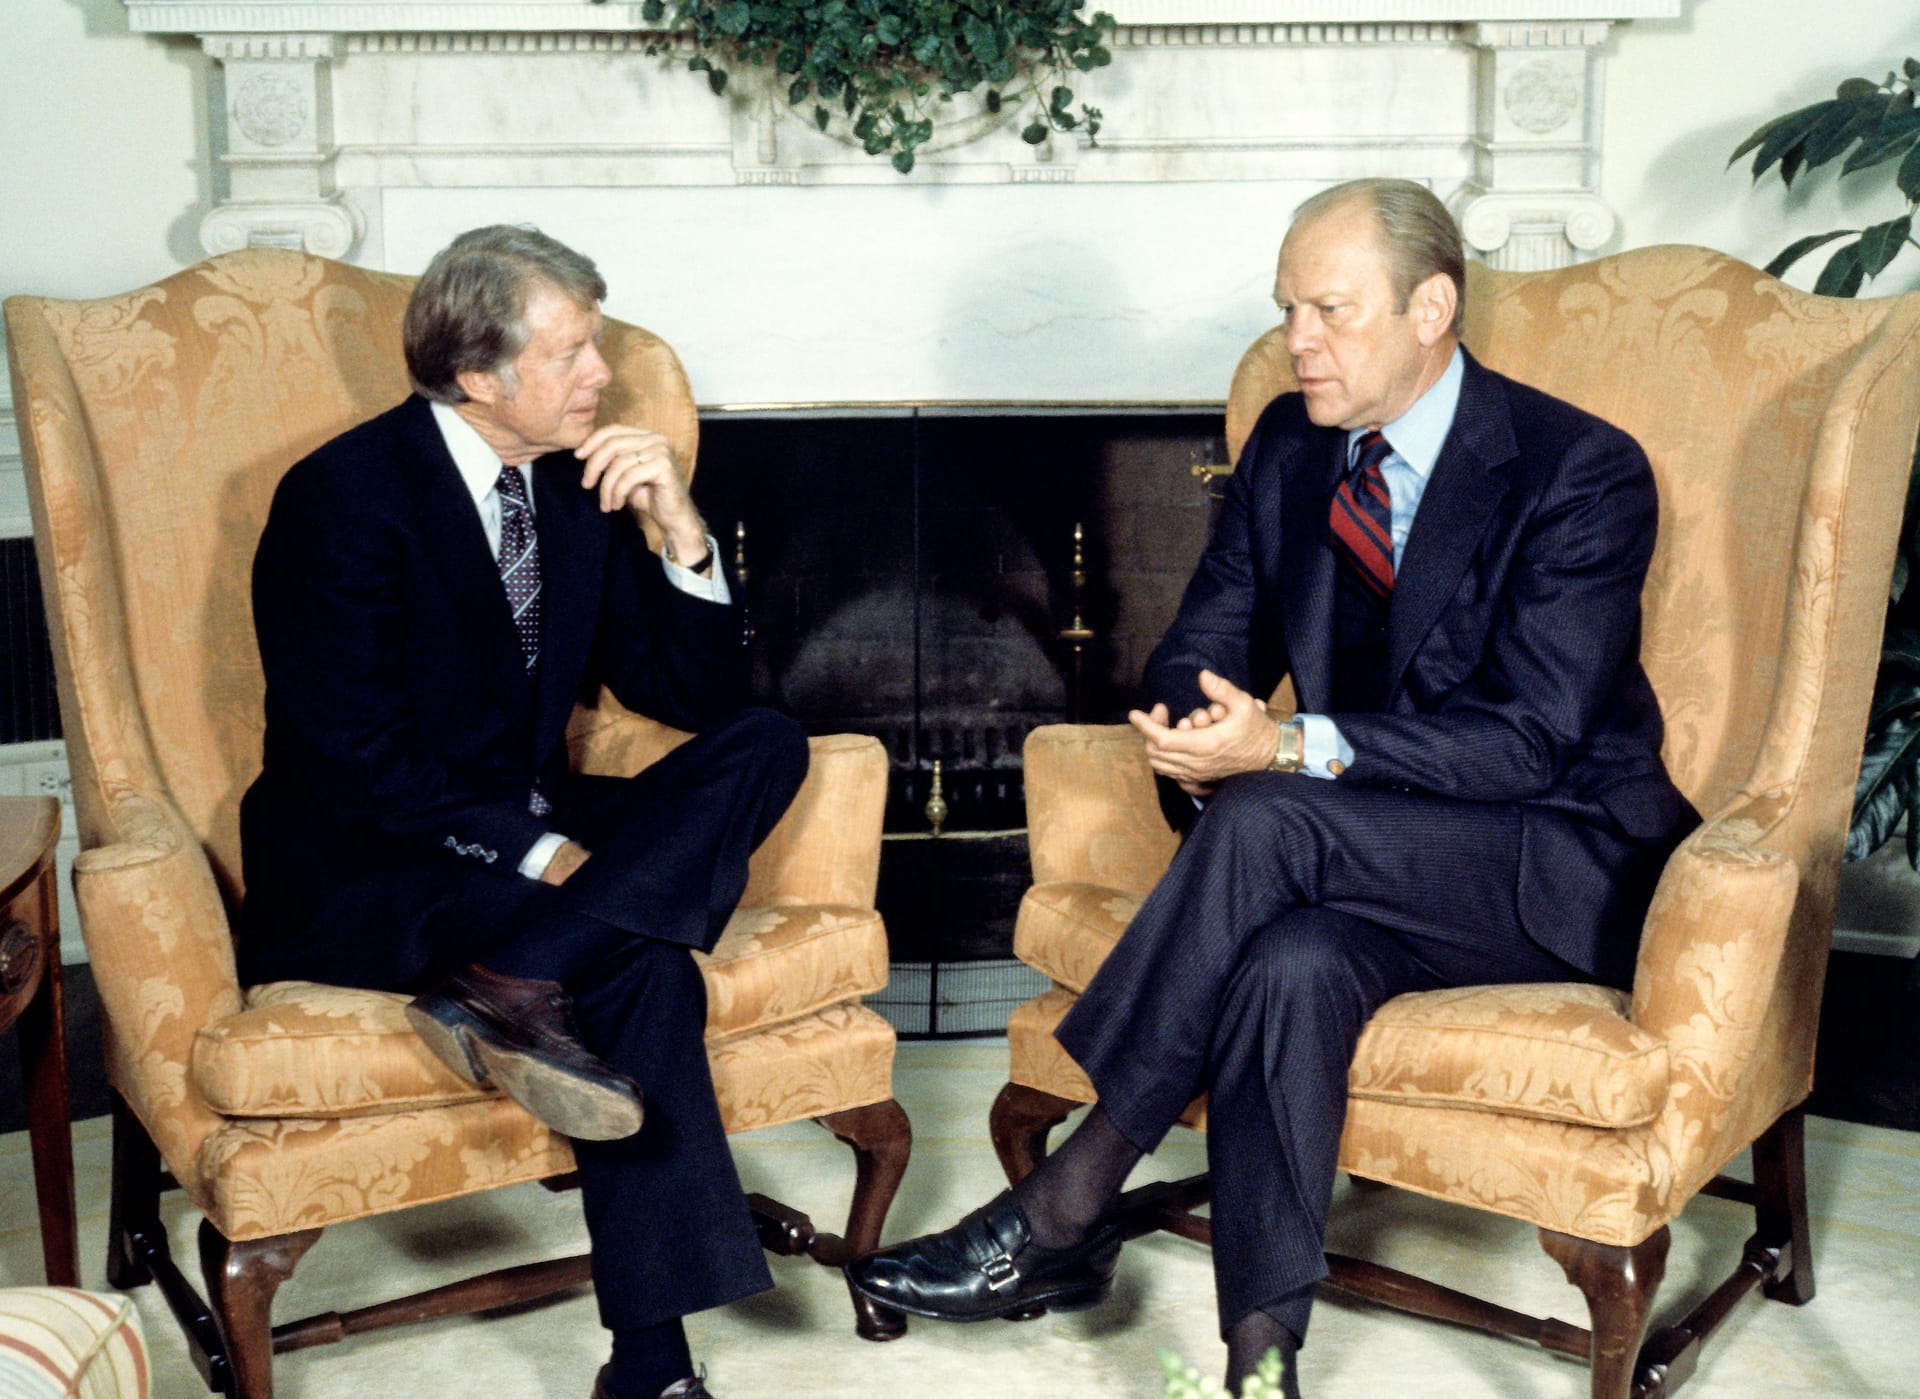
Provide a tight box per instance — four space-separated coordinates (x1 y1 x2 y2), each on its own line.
1604 0 1920 296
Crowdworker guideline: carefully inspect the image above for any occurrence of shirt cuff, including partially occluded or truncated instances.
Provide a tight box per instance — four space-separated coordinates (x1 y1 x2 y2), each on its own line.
1296 713 1354 780
519 831 569 881
661 533 731 604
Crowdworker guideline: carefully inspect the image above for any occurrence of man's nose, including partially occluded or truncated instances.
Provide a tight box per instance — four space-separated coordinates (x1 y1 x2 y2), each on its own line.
581 343 612 388
1285 314 1317 355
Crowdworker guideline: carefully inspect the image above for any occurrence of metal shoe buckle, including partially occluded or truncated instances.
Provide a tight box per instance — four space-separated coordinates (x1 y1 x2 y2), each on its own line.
980 1249 1021 1292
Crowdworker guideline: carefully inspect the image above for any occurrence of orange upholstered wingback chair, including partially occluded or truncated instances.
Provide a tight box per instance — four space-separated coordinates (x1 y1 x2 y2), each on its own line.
991 247 1920 1399
5 250 910 1399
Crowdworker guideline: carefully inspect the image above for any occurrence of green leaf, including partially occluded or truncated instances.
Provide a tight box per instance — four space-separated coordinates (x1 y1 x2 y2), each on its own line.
1730 101 1824 167
1850 700 1920 860
1763 229 1859 278
1858 215 1915 279
814 104 831 131
985 88 1002 113
708 67 729 95
1021 120 1049 145
641 0 665 21
713 1 751 37
687 54 711 72
1051 84 1073 112
891 149 916 174
1837 76 1882 101
789 78 811 104
1841 123 1920 177
1803 97 1884 169
913 35 943 64
875 15 903 46
1900 136 1920 200
1813 241 1866 297
1905 56 1920 82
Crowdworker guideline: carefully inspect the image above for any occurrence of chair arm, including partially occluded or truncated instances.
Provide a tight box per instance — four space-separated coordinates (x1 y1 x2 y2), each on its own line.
71 792 243 1189
1023 725 1179 897
739 734 888 909
1629 811 1798 1138
566 694 889 909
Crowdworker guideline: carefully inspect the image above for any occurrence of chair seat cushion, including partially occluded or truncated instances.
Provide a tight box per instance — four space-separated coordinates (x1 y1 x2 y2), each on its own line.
194 902 888 1118
1014 883 1668 1130
1350 983 1668 1129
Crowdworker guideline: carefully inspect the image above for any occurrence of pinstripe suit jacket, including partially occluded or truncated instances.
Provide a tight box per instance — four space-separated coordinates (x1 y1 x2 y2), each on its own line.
1144 351 1696 982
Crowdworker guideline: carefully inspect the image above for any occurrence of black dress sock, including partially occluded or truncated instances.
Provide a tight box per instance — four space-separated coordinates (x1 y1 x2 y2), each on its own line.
606 1318 694 1399
1224 1305 1303 1399
1008 1104 1145 1249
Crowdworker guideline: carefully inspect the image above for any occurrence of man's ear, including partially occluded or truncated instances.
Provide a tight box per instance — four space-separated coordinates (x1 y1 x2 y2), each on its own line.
1411 273 1457 348
455 367 503 407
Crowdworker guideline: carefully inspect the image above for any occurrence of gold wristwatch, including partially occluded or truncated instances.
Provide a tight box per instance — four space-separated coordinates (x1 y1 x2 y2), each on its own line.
1267 716 1305 773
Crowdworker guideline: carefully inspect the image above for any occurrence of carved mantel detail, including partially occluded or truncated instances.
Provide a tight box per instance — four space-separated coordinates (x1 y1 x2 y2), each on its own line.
123 1 1677 274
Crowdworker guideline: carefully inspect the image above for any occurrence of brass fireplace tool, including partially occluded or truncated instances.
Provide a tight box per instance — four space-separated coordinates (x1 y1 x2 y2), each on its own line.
1057 522 1097 723
923 760 948 837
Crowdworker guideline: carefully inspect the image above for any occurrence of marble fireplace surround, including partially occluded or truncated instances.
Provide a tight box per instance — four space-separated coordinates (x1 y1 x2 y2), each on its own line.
124 1 1683 404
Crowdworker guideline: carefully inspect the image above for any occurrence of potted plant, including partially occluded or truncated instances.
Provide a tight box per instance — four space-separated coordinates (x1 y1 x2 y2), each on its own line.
613 0 1116 173
1732 58 1920 866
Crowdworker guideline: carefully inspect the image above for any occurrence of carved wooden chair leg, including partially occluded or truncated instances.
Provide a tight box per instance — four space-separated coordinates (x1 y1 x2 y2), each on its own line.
199 1221 323 1399
1540 1225 1670 1399
817 1097 914 1342
1752 1107 1814 1305
988 1081 1079 1187
106 1093 161 1290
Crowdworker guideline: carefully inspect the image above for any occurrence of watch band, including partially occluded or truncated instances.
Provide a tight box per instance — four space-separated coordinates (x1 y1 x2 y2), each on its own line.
1267 716 1305 773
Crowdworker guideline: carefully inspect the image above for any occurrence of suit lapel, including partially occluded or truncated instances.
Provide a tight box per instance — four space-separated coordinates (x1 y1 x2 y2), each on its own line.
400 397 534 719
1278 425 1345 712
529 456 608 761
1384 353 1516 702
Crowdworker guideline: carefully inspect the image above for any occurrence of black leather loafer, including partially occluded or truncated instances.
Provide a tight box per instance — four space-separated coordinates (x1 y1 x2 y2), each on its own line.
844 1191 1123 1322
407 962 643 1141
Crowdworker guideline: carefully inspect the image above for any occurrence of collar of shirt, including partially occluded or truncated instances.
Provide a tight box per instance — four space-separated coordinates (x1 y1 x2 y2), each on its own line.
1346 344 1465 478
430 399 534 514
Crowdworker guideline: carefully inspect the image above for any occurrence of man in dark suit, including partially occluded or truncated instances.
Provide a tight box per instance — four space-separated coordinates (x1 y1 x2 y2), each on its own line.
847 180 1696 1396
241 225 807 1399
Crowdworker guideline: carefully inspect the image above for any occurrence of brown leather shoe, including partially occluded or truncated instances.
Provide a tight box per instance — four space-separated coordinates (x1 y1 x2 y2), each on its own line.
592 1367 714 1399
406 963 643 1141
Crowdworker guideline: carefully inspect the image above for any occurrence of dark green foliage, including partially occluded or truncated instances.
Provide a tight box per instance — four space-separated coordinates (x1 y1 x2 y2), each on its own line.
635 1 1116 172
1735 62 1920 864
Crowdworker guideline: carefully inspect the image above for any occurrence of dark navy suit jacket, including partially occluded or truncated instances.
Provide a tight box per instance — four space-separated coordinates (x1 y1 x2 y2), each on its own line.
1143 351 1696 984
239 394 746 984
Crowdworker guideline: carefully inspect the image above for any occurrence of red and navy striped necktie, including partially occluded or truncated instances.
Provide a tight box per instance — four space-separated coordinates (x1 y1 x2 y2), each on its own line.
1329 429 1396 597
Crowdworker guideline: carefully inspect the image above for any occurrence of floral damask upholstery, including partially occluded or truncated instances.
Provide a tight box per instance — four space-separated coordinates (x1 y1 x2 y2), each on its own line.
1005 246 1920 1252
5 249 900 1248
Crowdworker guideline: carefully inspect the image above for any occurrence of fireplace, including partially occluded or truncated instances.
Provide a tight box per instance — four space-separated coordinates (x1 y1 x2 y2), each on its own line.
693 407 1223 1033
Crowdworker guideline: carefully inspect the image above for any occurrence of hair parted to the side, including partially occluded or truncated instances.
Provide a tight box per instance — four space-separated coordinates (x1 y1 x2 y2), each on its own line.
1293 178 1466 336
402 225 608 404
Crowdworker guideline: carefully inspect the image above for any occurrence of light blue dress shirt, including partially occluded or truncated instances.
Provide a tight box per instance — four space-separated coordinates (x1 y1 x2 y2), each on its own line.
1295 346 1465 779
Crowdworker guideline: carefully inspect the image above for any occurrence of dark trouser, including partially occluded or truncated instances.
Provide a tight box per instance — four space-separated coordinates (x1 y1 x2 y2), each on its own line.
1056 774 1639 1343
274 708 810 1334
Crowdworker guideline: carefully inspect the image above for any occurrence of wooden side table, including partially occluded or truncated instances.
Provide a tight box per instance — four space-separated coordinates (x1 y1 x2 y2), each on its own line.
0 794 78 1286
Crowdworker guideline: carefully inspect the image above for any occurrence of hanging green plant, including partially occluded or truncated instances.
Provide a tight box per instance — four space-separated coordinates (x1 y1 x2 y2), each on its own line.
621 0 1117 174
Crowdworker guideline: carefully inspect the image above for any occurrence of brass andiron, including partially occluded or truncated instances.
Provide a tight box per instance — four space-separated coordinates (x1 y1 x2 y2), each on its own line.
923 760 948 838
1058 522 1097 722
734 520 755 643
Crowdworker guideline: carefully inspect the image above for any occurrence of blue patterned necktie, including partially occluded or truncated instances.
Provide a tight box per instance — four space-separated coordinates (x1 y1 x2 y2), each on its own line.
494 466 551 817
494 465 541 671
1329 429 1396 597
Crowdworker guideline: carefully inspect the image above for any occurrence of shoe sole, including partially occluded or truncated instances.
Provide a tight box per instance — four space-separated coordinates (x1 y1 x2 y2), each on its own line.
406 994 644 1141
405 994 491 1085
470 1037 644 1142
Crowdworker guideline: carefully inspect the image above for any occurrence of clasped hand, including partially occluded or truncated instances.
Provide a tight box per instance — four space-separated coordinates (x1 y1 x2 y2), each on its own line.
576 424 708 565
1128 669 1281 798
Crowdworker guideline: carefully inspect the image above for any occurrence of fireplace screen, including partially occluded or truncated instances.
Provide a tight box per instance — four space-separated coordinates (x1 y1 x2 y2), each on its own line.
693 407 1223 1034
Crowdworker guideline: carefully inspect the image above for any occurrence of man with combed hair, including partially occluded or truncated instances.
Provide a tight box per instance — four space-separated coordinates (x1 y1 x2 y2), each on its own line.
241 224 805 1399
848 180 1696 1395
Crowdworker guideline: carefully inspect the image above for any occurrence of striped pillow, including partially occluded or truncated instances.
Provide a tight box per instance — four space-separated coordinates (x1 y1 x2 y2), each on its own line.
0 1288 149 1399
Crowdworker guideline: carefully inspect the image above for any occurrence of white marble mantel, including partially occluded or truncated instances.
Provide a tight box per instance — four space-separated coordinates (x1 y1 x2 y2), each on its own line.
122 0 1681 404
